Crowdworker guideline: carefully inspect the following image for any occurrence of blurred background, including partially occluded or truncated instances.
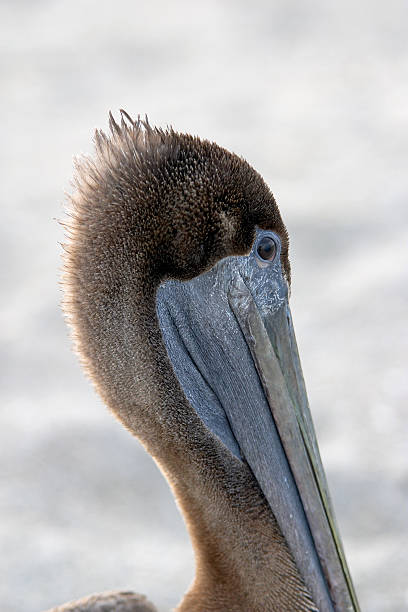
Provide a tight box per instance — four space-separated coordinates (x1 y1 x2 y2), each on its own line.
1 1 407 610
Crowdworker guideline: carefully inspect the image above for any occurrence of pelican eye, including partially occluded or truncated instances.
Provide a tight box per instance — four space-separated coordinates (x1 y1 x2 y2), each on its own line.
257 236 277 262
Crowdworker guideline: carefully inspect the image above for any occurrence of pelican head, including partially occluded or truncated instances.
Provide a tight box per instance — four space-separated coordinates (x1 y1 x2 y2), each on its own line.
61 112 359 612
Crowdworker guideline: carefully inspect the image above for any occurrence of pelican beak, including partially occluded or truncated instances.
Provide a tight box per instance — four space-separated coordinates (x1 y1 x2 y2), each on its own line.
157 230 359 612
228 271 359 612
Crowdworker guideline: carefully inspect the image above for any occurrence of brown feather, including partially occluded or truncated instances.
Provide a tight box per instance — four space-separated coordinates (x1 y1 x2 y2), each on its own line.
61 113 316 611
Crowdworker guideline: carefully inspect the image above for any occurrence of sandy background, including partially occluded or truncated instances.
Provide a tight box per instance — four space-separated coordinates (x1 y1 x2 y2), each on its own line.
1 1 407 610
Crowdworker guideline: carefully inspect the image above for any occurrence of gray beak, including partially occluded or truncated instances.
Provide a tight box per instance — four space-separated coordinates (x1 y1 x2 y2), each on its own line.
157 230 359 612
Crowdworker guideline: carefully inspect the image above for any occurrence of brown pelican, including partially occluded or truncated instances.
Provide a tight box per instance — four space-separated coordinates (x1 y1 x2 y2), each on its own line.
54 112 359 612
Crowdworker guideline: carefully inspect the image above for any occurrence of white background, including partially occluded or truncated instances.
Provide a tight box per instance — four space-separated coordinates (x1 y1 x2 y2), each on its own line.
1 1 407 610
